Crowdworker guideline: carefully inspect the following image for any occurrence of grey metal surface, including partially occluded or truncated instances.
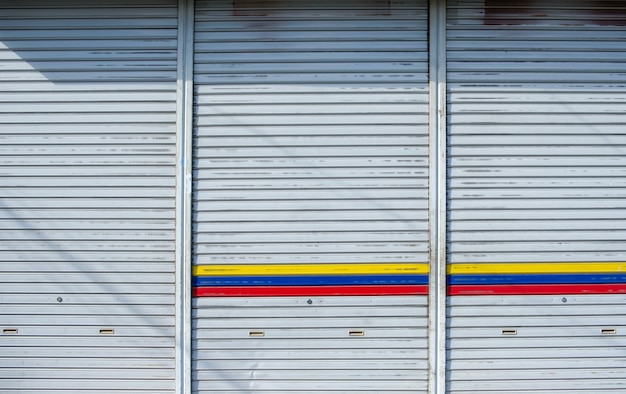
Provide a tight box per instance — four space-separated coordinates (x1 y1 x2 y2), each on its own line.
446 0 626 263
193 295 428 393
192 0 429 263
0 1 178 392
448 295 626 394
192 0 429 392
446 1 626 393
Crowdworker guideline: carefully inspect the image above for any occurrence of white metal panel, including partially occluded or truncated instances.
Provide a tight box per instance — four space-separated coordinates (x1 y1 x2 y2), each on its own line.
447 0 626 264
448 295 626 394
193 296 428 393
192 0 429 392
0 1 178 392
446 1 626 393
193 0 429 264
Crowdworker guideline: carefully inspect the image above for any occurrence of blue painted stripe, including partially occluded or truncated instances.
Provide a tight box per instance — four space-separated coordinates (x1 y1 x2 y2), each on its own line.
450 274 626 285
194 274 428 287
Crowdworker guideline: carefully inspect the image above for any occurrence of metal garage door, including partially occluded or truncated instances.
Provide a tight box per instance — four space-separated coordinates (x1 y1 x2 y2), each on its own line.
446 1 626 392
191 0 430 392
0 1 178 392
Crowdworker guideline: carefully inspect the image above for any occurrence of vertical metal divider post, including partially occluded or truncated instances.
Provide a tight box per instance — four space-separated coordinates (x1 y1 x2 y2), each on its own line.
176 0 194 393
427 1 447 393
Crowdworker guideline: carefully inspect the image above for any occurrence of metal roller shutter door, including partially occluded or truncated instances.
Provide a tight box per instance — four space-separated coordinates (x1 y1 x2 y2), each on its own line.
191 0 430 392
446 1 626 393
0 1 178 393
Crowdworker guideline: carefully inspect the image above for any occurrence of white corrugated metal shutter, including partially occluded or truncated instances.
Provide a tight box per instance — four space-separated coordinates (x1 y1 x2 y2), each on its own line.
446 1 626 392
192 0 430 392
0 1 178 392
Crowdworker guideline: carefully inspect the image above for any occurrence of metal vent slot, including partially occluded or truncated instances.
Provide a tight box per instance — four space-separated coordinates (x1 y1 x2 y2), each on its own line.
249 331 265 337
349 330 365 336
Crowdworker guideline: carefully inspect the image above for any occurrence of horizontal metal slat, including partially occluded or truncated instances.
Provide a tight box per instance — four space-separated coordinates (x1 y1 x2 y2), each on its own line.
194 341 425 354
196 208 428 223
449 230 626 242
0 262 174 273
0 293 173 305
449 241 626 252
194 305 427 318
195 327 426 339
194 347 427 362
0 336 174 347
195 135 428 147
1 272 174 283
1 346 172 359
194 200 428 212
0 378 175 391
0 368 174 379
449 294 626 306
449 315 626 328
448 378 626 392
196 178 427 190
0 209 174 220
0 252 174 264
1 101 175 112
448 123 626 135
449 194 626 204
195 113 427 126
198 188 427 200
449 209 626 221
4 177 174 188
1 315 175 326
193 380 426 392
193 369 424 380
195 103 428 115
195 253 427 265
0 357 174 368
0 326 175 337
448 252 626 264
0 113 176 123
195 241 427 254
194 318 426 330
197 231 427 243
194 294 428 307
194 359 423 370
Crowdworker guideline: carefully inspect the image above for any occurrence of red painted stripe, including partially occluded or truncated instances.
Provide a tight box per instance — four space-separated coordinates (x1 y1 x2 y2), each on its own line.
194 285 428 297
449 284 626 295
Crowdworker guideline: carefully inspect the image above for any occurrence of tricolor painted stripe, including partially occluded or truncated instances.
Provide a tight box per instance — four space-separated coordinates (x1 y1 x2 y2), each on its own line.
193 262 626 296
193 263 429 297
448 262 626 295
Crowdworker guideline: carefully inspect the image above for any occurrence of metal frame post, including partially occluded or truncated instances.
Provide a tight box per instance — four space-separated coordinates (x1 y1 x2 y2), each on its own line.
428 1 447 393
175 0 194 393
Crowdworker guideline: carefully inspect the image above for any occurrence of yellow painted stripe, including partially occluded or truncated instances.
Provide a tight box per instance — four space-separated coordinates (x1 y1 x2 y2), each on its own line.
448 262 626 275
194 263 429 276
